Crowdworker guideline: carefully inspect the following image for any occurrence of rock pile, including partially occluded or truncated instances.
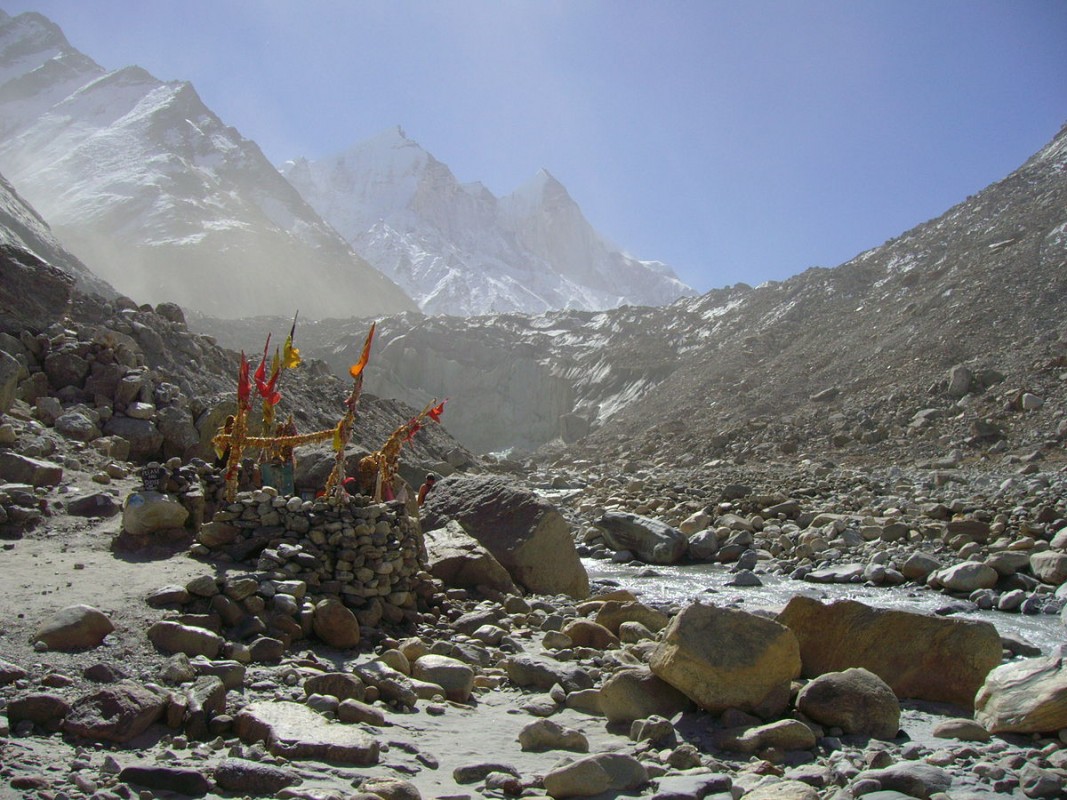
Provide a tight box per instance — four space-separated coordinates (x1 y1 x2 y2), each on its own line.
194 486 433 632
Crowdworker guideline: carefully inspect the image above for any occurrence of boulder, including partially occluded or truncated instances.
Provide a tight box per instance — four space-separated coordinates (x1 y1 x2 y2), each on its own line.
542 752 648 799
854 763 952 799
1030 551 1067 586
423 519 519 595
421 475 588 598
593 600 670 635
518 718 589 752
777 596 1001 708
933 561 998 592
118 766 212 797
0 252 74 336
43 349 89 390
561 619 619 650
410 654 474 703
34 604 114 651
7 692 70 732
0 452 62 487
54 410 101 442
594 511 689 564
102 415 163 461
312 598 361 649
234 700 380 764
157 405 200 459
505 654 594 693
900 552 940 580
303 672 366 703
742 780 819 800
974 654 1067 733
66 492 120 518
122 491 189 535
714 719 817 754
598 666 692 724
213 758 299 795
795 668 900 739
63 681 166 743
147 621 223 658
649 602 800 717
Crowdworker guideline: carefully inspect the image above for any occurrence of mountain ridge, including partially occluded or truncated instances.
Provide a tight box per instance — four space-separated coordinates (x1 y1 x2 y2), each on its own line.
0 9 416 321
281 126 694 317
193 123 1067 465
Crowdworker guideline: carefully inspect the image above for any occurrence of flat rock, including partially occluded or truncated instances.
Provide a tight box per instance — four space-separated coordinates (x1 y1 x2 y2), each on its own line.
234 699 380 764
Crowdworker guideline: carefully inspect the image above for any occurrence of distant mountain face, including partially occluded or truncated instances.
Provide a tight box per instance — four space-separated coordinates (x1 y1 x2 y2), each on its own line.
0 10 416 321
196 124 1067 464
281 127 695 317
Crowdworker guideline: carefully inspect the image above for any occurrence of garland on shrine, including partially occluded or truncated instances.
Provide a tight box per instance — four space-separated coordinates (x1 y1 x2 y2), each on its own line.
213 318 447 503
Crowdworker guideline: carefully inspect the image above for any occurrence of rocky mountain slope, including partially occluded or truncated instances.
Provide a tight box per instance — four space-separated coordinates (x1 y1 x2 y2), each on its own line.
193 124 1067 466
281 126 694 317
0 10 415 321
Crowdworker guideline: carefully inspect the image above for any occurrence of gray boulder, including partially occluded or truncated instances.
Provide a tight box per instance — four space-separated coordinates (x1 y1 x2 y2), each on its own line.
421 475 588 598
0 348 21 414
423 519 519 595
595 511 689 564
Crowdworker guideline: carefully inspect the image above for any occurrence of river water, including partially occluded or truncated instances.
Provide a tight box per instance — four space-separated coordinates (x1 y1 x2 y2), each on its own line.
583 557 1066 656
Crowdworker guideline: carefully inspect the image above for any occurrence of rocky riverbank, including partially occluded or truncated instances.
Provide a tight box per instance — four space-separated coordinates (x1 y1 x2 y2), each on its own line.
2 451 1067 800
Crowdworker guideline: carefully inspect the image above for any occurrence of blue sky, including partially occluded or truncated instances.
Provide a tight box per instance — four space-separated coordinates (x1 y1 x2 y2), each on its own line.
6 1 1066 294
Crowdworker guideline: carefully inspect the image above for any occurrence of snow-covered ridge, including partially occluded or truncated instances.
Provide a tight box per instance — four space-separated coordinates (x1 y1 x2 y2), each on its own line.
281 126 696 317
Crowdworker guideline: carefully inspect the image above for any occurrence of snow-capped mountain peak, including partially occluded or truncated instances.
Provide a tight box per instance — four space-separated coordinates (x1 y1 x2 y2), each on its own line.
0 9 416 320
282 129 695 316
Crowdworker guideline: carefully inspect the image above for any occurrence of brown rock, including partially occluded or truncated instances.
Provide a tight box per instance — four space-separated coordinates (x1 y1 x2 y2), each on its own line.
592 600 669 635
561 619 619 650
649 602 800 717
312 598 361 649
63 681 166 743
777 596 1001 708
598 666 692 724
795 668 900 739
34 604 114 651
423 519 519 595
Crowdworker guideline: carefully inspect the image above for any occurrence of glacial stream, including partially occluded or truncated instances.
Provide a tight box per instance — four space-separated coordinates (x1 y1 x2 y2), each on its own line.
583 558 1066 657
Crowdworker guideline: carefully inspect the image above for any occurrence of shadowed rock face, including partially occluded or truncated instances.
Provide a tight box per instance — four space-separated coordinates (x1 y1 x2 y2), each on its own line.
0 247 73 336
420 474 589 599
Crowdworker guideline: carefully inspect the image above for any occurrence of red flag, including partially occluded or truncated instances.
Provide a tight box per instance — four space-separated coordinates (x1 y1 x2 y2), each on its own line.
237 352 251 406
428 399 447 422
254 333 271 389
405 421 422 442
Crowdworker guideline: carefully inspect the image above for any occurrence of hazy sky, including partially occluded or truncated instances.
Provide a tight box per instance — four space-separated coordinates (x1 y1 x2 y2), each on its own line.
6 1 1066 293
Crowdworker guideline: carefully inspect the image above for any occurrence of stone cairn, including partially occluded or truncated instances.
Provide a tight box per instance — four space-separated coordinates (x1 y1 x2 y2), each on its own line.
192 485 434 639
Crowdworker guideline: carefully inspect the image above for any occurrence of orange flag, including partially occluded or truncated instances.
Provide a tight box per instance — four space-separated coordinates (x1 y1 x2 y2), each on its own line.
349 322 376 379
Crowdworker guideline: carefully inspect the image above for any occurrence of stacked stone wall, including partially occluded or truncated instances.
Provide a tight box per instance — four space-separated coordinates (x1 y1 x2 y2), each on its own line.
194 487 429 626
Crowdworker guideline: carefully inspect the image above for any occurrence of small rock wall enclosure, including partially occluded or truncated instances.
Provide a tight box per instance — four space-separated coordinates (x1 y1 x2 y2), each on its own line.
194 486 431 626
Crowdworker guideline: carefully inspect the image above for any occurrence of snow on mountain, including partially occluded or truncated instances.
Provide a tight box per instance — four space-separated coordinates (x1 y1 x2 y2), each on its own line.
281 126 695 317
0 10 416 320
